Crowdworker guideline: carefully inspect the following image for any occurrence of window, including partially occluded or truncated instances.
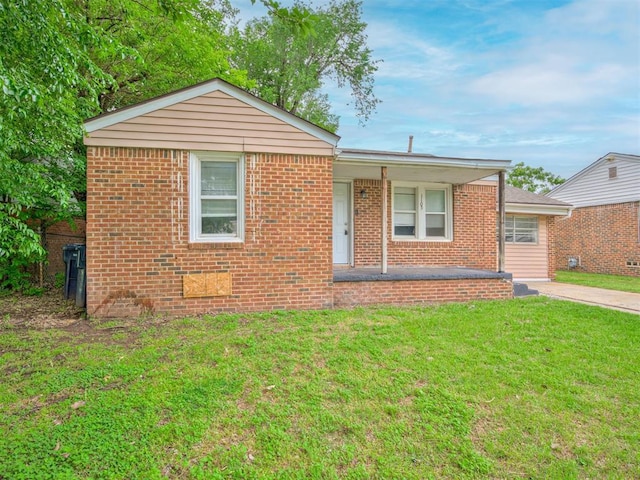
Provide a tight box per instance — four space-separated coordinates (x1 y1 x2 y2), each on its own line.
392 183 452 241
393 187 417 236
190 152 244 242
505 215 538 243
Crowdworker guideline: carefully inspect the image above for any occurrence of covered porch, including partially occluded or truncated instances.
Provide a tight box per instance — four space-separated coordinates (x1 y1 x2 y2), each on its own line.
331 148 514 307
332 148 512 272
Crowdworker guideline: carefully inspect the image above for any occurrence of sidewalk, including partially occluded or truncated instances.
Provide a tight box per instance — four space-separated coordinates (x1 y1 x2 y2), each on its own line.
527 282 640 315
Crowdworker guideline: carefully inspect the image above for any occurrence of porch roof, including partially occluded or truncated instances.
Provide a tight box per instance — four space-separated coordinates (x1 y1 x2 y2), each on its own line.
334 148 511 184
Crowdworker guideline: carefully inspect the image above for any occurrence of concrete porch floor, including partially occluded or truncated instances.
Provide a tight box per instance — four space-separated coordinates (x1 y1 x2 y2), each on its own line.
333 266 513 282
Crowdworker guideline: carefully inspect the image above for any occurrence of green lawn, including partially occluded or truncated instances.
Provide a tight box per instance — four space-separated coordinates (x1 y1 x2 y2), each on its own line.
556 270 640 294
1 297 639 479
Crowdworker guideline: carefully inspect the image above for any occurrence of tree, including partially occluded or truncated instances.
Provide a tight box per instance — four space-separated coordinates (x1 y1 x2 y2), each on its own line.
0 0 111 288
506 162 565 194
83 0 250 111
231 0 380 132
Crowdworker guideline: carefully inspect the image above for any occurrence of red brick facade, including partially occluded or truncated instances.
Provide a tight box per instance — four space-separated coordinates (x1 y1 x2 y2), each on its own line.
334 277 512 308
546 216 557 280
86 148 512 318
86 147 334 317
353 180 498 269
555 201 640 277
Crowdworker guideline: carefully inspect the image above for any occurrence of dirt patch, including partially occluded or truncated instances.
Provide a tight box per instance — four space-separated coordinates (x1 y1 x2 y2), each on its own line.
0 289 85 329
0 289 180 347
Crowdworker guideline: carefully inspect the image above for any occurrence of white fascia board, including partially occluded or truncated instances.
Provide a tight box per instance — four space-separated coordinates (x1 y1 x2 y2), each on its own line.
335 152 511 172
506 203 572 216
84 79 339 146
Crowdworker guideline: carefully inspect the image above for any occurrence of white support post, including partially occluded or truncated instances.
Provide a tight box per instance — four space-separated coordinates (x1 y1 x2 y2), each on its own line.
498 170 506 273
381 166 388 274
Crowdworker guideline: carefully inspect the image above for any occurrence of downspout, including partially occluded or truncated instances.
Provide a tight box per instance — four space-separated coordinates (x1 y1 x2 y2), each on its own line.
381 166 388 274
498 170 506 273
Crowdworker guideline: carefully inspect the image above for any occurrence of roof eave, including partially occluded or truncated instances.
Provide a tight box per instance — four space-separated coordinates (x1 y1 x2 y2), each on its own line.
506 203 573 216
336 151 511 171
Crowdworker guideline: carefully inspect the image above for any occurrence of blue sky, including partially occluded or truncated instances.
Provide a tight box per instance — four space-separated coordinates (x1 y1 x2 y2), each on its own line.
235 0 639 178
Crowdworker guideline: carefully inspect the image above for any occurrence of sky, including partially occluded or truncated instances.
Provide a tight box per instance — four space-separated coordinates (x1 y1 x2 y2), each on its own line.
234 0 639 178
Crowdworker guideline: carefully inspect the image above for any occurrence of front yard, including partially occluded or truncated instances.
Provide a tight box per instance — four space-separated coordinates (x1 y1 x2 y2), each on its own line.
1 296 638 479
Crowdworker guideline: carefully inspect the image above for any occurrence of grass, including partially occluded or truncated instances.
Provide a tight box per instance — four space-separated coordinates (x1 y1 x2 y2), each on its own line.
556 270 640 294
1 297 639 479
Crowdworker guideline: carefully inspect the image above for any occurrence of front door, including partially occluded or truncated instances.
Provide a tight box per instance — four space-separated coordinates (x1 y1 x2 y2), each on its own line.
333 182 350 264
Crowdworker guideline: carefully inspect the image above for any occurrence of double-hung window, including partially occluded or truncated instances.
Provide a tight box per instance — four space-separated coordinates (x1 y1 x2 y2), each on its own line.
505 215 538 243
190 152 244 242
392 183 452 241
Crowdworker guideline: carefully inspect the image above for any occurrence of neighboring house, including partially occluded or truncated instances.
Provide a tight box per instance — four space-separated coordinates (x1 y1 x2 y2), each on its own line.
547 153 640 277
504 186 571 281
83 78 514 318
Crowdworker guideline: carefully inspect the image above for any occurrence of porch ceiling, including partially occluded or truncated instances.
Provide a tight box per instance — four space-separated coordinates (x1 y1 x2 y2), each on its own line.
334 148 511 184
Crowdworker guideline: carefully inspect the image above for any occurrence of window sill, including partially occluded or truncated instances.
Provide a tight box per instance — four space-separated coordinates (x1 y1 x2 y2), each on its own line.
188 241 244 250
392 237 453 243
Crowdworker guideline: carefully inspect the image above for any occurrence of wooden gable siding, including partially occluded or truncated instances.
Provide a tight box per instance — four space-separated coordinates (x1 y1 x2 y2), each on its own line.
549 156 640 208
85 91 335 156
504 216 549 279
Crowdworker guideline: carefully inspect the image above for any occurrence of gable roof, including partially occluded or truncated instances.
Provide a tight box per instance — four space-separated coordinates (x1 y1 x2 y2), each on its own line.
84 77 340 147
546 152 640 207
506 185 571 216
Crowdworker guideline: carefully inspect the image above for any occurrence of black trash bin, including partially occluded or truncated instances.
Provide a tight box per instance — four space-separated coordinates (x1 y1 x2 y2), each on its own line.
63 244 86 307
75 244 86 308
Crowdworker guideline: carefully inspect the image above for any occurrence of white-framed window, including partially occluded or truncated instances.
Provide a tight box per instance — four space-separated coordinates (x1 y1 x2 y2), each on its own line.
189 152 244 243
505 215 538 244
392 182 453 241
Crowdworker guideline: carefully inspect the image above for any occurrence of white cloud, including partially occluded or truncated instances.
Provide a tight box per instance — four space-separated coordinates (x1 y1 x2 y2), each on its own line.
470 62 630 106
468 0 639 106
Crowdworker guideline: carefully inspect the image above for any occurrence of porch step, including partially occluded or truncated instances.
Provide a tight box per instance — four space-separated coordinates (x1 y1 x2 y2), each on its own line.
513 282 539 297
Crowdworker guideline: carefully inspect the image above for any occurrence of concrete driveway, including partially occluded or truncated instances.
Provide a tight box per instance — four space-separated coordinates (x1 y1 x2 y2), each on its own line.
527 282 640 315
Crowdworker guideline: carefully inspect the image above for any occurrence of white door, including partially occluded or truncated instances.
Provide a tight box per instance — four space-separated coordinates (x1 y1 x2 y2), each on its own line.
333 182 350 264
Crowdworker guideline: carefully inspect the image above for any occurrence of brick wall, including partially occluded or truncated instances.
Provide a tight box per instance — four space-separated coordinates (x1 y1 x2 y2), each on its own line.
555 201 640 277
86 148 334 317
334 278 512 307
353 181 497 270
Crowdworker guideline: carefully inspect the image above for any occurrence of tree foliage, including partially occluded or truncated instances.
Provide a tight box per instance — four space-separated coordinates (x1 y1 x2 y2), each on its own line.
506 162 565 194
85 0 250 111
231 0 380 132
0 0 109 276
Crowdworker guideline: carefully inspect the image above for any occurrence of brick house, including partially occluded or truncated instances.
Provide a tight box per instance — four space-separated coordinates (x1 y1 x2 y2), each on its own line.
84 78 514 318
547 153 640 277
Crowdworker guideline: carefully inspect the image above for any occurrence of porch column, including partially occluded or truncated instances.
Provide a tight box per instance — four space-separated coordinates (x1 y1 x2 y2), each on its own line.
498 170 506 273
381 166 388 274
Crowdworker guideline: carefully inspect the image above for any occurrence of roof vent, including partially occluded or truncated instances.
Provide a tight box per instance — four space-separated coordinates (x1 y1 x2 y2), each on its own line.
609 166 617 179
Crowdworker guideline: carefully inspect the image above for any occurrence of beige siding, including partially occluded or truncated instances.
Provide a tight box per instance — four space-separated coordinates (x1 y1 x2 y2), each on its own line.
85 91 335 156
505 216 549 280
